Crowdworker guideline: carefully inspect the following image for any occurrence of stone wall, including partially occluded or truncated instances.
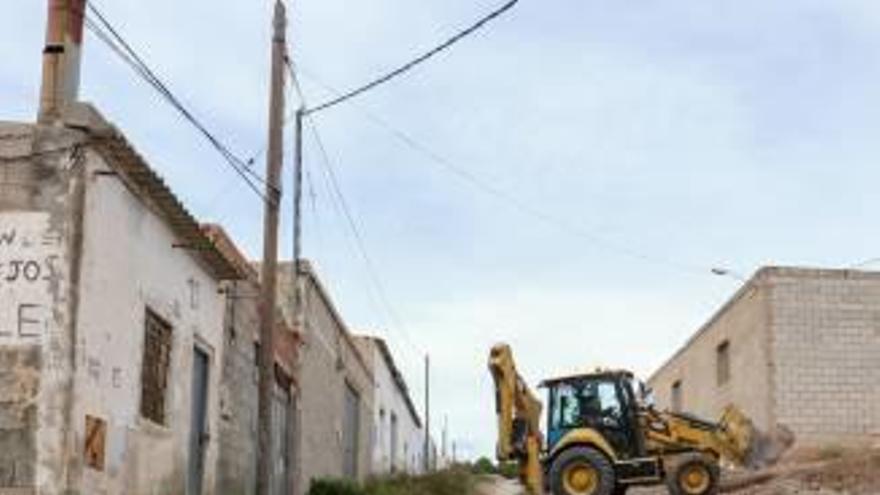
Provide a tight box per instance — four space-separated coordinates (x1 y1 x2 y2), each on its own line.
769 268 880 445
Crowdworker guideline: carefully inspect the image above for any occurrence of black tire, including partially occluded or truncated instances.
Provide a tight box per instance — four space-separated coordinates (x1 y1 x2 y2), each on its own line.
664 453 720 495
612 485 629 495
549 446 616 495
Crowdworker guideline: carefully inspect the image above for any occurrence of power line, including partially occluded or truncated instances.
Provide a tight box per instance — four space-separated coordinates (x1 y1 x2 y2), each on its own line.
244 56 305 169
300 69 709 276
306 117 425 356
305 0 520 115
284 58 424 355
84 3 270 202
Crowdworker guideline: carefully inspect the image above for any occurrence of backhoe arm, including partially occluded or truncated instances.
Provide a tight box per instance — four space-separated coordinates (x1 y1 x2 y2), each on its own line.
489 344 544 494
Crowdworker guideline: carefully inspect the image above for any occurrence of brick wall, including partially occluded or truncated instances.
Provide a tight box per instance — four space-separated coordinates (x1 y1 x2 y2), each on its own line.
769 268 880 445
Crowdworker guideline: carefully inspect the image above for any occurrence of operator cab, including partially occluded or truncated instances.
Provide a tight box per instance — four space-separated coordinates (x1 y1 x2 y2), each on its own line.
540 370 645 459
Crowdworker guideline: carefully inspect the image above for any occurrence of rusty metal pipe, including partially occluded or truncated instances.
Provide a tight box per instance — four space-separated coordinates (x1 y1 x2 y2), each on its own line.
38 0 85 123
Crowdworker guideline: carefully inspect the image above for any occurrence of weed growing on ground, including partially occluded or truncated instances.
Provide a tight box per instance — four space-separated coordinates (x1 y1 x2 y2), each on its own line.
308 469 474 495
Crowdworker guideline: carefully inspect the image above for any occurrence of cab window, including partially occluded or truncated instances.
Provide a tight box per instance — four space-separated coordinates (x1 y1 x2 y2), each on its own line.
550 379 621 430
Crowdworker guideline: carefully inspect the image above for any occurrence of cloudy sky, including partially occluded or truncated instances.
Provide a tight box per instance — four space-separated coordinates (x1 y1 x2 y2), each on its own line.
4 0 880 459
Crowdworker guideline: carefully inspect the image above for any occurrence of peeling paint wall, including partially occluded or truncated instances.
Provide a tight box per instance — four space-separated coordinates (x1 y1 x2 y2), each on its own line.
71 148 226 495
2 118 229 495
1 122 84 495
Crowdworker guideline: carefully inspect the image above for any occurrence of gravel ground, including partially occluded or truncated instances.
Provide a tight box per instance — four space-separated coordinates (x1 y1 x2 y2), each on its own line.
476 451 880 495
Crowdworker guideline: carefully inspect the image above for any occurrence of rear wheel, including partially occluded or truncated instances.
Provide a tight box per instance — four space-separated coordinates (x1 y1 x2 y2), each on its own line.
664 453 720 495
550 446 615 495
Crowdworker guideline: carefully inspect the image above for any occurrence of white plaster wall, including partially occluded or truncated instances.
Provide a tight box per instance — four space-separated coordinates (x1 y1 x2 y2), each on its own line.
367 344 423 476
71 150 226 495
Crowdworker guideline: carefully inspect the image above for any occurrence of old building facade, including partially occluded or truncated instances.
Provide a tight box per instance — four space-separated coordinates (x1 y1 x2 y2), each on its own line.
354 336 424 475
0 105 245 494
204 226 300 495
649 266 880 447
277 261 374 494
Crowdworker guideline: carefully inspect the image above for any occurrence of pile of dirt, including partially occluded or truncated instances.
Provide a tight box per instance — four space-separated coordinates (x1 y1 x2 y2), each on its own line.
722 450 880 495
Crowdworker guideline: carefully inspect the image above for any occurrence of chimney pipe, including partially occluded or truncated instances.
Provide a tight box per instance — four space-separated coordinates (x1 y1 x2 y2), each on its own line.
38 0 85 123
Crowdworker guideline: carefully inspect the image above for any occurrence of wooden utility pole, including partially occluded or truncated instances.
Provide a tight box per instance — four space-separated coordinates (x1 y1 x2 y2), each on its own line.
257 2 286 495
424 354 431 472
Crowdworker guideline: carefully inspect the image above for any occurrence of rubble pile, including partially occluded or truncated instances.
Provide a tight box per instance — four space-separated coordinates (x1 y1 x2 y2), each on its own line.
723 449 880 495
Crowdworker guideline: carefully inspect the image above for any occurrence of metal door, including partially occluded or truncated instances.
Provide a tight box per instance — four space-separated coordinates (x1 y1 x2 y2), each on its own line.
342 384 360 478
188 347 210 495
271 381 291 495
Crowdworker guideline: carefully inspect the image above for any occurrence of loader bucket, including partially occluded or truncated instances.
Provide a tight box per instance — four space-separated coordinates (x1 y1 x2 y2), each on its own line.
743 423 795 469
718 406 795 469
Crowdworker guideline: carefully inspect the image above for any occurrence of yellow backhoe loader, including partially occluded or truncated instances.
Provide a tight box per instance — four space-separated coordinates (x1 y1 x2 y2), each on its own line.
489 344 791 495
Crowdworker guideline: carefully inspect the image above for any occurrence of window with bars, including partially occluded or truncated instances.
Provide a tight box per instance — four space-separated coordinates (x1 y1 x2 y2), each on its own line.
716 341 731 386
140 309 173 425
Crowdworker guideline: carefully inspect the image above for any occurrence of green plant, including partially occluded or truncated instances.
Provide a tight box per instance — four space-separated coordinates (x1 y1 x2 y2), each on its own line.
308 478 365 495
498 461 519 480
472 457 496 475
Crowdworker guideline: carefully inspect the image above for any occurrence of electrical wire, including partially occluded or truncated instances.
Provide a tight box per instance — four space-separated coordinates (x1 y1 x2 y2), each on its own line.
306 118 425 356
305 0 520 115
299 69 710 277
84 2 270 202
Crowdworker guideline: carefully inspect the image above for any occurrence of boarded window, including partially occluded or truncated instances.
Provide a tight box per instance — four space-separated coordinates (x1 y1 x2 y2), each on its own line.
140 309 173 425
84 415 107 471
716 341 730 386
671 380 683 413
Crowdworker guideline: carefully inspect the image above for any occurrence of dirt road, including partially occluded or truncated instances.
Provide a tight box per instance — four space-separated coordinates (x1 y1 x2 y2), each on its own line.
475 450 880 495
475 475 524 495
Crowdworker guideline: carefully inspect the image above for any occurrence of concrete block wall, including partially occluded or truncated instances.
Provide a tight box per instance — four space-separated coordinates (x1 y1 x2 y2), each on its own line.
651 266 880 449
769 268 880 445
649 273 775 432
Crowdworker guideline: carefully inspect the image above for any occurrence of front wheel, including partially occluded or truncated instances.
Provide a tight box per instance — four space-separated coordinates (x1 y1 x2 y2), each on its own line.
664 453 720 495
549 446 616 495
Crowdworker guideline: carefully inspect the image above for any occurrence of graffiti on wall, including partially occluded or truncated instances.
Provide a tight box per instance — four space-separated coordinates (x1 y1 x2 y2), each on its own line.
0 212 63 344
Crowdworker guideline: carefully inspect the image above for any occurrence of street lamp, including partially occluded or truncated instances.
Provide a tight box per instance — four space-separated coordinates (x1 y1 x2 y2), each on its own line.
710 267 747 282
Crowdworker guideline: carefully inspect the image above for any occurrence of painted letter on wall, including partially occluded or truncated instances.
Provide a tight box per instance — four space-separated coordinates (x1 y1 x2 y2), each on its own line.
0 212 63 344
